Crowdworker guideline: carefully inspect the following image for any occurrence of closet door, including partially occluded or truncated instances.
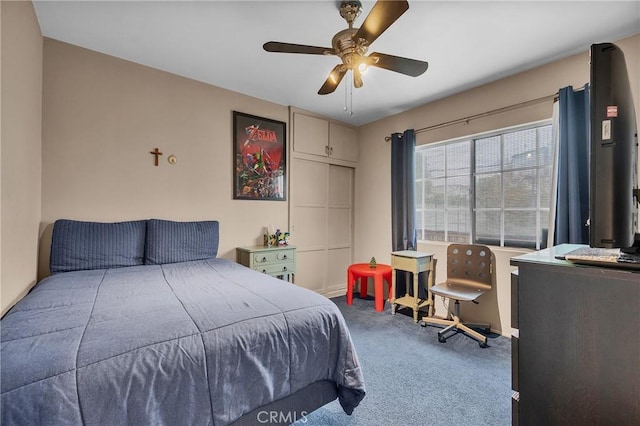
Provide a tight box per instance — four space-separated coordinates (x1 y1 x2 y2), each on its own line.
291 159 328 292
290 159 353 296
293 113 329 157
326 165 353 293
329 122 358 162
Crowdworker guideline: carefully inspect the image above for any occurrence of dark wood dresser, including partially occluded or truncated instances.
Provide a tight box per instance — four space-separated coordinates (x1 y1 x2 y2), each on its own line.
510 244 639 425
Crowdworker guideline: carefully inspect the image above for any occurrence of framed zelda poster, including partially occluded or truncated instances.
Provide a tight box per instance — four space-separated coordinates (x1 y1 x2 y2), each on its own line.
232 111 286 201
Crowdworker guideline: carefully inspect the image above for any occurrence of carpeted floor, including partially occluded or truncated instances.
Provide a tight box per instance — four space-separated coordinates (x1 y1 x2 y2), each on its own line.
296 295 512 425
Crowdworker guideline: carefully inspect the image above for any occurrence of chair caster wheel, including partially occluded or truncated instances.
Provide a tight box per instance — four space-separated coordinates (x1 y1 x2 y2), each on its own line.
479 341 488 348
420 321 427 327
438 335 446 343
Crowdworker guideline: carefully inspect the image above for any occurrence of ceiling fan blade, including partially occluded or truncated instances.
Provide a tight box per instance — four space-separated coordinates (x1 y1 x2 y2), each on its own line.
263 41 334 55
353 0 409 46
318 65 347 95
369 52 429 77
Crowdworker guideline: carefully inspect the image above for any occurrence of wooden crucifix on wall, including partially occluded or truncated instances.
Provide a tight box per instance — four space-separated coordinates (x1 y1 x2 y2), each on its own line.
150 148 163 166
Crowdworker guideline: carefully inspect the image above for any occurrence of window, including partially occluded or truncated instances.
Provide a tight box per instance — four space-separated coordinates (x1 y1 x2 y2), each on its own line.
416 122 553 249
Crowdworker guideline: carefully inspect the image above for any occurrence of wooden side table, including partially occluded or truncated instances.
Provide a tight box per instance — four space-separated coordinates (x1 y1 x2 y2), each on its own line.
236 245 296 282
390 250 436 322
346 263 393 312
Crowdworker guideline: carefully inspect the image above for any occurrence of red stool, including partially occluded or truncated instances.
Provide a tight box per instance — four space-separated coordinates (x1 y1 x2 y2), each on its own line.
347 263 393 312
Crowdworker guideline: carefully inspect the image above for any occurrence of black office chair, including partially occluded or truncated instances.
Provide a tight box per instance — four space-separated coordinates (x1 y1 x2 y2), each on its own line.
422 244 493 347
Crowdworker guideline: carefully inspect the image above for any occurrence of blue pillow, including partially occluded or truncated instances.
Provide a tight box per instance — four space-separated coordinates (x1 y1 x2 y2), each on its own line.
50 219 147 274
145 219 219 265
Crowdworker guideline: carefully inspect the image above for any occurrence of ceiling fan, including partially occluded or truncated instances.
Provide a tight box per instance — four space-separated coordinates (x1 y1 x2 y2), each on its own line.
263 0 428 95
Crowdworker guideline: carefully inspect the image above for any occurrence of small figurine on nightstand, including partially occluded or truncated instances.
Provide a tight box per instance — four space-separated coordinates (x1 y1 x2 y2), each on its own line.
369 257 377 269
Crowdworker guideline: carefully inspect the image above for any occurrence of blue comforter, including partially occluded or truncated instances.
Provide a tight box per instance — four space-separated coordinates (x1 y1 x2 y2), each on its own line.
1 259 365 425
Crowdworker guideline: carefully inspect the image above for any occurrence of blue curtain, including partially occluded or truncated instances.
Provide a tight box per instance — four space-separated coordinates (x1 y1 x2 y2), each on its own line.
391 129 417 251
391 129 417 296
554 84 590 245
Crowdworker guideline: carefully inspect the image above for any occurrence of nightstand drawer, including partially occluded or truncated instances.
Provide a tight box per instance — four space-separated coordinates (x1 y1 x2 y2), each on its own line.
254 262 295 275
253 249 294 265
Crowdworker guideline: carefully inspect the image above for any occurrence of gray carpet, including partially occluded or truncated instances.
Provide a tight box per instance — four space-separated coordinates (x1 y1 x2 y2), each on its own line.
297 295 512 425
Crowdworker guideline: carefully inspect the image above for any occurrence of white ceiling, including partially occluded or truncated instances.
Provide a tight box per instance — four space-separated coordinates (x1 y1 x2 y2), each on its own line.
33 1 640 126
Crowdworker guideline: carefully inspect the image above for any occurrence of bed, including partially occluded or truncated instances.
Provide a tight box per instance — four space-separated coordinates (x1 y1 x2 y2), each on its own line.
1 219 365 425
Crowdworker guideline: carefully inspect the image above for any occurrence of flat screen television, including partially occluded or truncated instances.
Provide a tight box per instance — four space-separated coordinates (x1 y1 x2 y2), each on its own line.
589 42 639 255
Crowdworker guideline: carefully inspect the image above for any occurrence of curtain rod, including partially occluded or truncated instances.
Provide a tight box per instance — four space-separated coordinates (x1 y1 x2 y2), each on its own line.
384 93 557 142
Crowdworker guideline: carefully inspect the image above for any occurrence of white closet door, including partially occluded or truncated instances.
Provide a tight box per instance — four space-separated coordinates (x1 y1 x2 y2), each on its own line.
329 122 358 162
326 165 353 292
293 113 329 157
291 159 353 295
291 159 327 292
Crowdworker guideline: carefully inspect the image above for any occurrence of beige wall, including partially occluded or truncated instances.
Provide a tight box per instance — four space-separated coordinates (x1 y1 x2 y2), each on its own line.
1 1 43 315
40 39 290 279
355 34 640 336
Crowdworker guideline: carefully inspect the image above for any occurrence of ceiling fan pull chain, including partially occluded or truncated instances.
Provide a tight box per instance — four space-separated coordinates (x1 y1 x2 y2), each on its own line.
343 71 354 116
344 76 349 113
349 72 354 116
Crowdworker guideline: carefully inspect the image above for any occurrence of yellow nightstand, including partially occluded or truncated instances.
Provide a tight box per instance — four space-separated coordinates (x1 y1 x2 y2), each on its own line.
390 250 436 322
236 245 296 283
